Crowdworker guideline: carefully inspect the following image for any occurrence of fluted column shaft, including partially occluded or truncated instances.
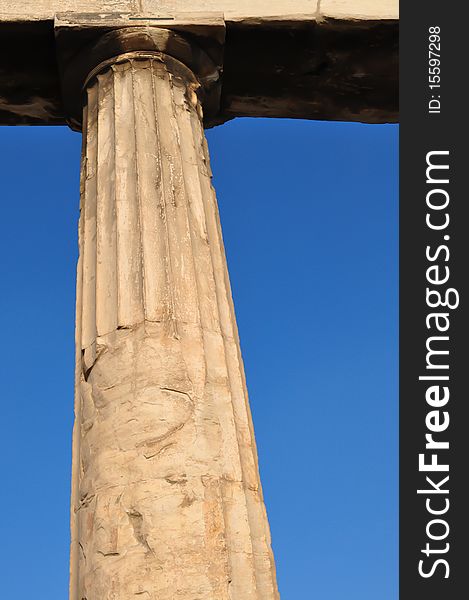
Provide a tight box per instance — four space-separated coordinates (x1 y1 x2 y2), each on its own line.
70 51 279 599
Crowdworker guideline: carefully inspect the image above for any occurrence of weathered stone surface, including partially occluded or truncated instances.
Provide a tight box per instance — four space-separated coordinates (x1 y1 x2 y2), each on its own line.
319 0 398 20
55 18 225 129
0 1 398 125
70 51 279 599
221 18 397 124
0 0 136 19
0 1 398 21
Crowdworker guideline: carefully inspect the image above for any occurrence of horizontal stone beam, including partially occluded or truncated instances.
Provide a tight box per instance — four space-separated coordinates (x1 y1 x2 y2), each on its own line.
0 2 398 126
0 1 398 22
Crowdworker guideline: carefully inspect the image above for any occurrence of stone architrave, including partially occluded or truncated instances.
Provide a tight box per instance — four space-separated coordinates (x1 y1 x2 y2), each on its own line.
69 27 279 599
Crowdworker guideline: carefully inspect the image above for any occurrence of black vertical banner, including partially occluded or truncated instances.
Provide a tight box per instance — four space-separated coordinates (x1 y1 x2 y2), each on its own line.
400 3 468 599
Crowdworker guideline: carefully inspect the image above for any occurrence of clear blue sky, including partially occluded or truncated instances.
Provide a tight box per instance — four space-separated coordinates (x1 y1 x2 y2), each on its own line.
0 119 398 599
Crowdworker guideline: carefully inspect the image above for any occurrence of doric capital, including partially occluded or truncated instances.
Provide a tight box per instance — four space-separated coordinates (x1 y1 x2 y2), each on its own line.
55 13 225 130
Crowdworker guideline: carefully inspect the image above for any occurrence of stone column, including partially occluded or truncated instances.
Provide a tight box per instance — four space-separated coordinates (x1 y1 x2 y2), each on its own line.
69 30 279 600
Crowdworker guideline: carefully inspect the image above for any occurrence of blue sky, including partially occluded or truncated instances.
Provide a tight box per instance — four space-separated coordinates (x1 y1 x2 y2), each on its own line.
0 119 398 599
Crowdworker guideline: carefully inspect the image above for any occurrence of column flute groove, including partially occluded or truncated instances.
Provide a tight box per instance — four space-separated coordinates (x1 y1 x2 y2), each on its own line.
68 30 279 600
173 69 259 596
188 102 280 600
151 61 180 334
